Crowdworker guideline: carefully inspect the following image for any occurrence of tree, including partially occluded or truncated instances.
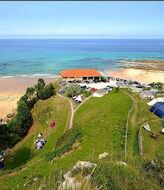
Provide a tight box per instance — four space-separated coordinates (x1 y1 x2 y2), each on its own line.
39 83 55 100
66 84 81 97
35 78 46 98
2 78 55 149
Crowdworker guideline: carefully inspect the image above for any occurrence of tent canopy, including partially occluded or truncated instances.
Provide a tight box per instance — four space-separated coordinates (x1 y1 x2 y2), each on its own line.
75 95 82 102
148 97 164 106
150 102 164 118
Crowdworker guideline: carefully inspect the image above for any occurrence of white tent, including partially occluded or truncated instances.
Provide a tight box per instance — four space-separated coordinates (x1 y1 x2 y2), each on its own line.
147 97 164 106
93 89 108 97
161 128 164 134
75 95 82 102
157 97 164 102
140 91 154 99
143 123 151 132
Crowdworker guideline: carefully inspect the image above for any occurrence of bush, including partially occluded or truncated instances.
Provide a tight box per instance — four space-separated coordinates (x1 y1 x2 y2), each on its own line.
149 82 164 91
82 90 92 97
114 87 120 93
39 83 55 100
66 84 81 97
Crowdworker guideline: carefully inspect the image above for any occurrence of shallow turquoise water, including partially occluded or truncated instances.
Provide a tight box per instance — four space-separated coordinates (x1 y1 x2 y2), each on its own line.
0 39 163 77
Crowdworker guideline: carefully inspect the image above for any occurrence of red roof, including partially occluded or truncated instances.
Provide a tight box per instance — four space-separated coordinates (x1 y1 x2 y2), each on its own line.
61 69 100 78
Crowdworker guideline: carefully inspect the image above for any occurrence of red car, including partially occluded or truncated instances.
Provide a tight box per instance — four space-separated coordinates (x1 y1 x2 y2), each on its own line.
90 88 97 92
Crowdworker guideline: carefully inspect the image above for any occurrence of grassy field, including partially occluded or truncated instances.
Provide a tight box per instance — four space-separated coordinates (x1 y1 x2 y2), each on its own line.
73 90 132 160
0 89 164 190
0 95 70 190
125 91 164 161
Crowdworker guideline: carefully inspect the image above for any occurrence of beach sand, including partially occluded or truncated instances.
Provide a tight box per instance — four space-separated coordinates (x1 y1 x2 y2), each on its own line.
109 68 164 84
0 69 164 118
0 77 57 118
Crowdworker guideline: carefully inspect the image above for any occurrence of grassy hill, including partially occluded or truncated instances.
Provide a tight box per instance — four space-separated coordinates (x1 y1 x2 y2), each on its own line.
0 88 163 190
0 95 70 189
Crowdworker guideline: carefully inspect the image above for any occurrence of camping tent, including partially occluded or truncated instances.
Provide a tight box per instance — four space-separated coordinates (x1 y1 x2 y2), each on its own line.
140 91 154 99
150 102 164 118
93 89 108 97
75 95 82 102
148 97 164 106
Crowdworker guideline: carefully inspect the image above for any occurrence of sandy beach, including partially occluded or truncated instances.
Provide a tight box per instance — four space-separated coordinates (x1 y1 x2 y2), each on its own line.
0 77 57 118
0 68 163 118
109 68 164 84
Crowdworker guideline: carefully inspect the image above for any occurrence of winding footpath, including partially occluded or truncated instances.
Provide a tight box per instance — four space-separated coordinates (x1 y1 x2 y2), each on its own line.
123 92 136 160
67 96 91 129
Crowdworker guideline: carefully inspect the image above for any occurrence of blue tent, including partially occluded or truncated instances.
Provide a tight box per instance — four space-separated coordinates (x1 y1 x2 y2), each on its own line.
150 102 164 118
0 162 4 169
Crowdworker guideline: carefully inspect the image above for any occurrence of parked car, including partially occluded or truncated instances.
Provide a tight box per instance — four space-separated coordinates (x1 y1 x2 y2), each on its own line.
90 88 97 92
81 85 87 90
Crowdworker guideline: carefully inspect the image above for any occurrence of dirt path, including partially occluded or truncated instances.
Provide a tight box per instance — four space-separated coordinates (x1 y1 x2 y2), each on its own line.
123 91 136 160
57 81 92 130
67 98 74 129
68 96 92 129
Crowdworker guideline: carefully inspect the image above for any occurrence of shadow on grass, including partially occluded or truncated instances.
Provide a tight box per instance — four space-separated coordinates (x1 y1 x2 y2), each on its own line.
4 147 31 170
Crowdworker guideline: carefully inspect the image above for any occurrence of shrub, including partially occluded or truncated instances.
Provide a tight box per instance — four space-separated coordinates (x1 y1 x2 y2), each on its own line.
113 87 120 93
66 84 81 97
82 90 92 97
39 83 55 100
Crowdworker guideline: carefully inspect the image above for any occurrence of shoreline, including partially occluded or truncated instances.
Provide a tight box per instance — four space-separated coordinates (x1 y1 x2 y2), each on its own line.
107 68 164 84
0 68 164 118
0 77 57 118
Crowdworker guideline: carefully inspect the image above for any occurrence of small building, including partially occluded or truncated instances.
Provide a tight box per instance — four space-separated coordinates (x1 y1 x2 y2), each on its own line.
150 102 164 118
61 69 101 81
140 91 155 99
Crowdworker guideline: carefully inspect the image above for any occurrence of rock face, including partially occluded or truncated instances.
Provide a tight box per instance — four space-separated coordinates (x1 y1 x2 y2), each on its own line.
59 161 97 190
98 152 109 160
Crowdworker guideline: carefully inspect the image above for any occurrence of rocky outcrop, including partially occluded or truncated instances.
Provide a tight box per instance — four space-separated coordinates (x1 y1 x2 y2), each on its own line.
59 161 97 190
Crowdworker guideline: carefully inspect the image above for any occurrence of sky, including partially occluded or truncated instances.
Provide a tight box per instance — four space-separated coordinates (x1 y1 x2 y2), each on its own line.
0 1 164 39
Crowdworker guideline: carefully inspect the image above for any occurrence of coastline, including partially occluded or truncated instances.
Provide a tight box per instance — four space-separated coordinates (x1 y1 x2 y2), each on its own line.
0 77 58 118
0 67 164 118
108 68 164 84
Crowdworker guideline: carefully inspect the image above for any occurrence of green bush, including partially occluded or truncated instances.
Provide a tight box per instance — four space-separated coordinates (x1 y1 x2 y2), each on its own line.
66 84 81 97
82 90 92 97
149 82 164 91
39 83 55 100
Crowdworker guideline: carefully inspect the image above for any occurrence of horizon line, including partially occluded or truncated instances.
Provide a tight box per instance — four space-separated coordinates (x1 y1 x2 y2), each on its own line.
0 38 164 40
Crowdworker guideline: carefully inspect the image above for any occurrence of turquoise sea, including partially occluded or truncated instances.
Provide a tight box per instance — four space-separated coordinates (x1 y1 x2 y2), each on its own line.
0 39 164 77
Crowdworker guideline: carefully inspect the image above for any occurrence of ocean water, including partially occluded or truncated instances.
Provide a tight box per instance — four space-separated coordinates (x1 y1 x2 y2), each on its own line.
0 39 164 77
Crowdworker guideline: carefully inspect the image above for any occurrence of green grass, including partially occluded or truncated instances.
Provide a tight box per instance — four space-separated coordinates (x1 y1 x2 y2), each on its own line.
73 91 132 160
91 160 161 190
125 91 164 161
0 95 70 190
0 89 163 190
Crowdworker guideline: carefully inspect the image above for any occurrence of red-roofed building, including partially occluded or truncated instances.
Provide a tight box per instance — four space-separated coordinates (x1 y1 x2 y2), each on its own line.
61 69 101 81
